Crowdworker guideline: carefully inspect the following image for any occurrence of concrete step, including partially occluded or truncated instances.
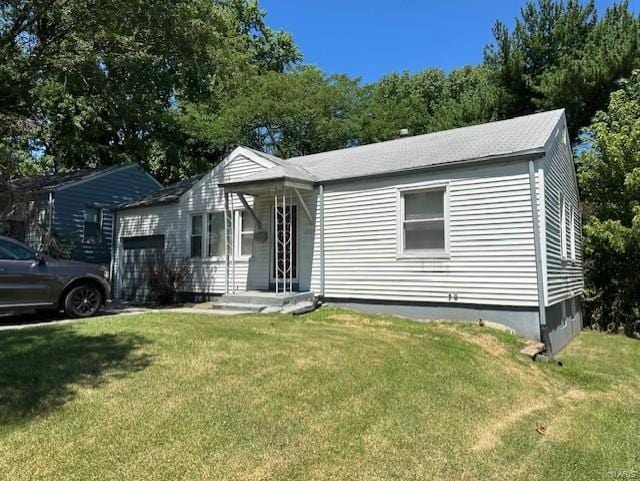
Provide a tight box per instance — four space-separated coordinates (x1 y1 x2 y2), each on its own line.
520 341 546 359
210 302 267 313
222 291 315 307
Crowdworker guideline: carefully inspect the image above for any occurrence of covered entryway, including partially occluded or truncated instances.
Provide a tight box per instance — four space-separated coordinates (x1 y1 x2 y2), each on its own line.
120 235 164 302
218 164 316 296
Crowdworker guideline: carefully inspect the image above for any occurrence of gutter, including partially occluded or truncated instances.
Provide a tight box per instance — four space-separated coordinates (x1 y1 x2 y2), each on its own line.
218 149 544 192
319 184 325 297
308 149 545 186
528 159 548 344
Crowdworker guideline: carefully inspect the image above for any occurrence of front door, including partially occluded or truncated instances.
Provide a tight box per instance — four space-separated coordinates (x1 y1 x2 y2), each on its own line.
271 205 297 289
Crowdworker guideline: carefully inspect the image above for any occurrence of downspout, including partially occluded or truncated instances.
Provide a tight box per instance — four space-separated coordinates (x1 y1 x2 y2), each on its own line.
528 160 548 345
109 208 117 298
47 192 54 254
319 184 325 297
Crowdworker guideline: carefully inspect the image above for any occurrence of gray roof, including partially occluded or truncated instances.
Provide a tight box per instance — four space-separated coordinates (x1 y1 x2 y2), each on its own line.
223 109 564 187
10 164 132 192
118 175 202 210
288 109 564 182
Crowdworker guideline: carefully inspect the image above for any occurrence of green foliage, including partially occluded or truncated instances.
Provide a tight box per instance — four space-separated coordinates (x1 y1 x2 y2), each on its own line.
211 66 364 157
0 0 299 183
359 68 447 142
485 0 640 138
578 71 640 334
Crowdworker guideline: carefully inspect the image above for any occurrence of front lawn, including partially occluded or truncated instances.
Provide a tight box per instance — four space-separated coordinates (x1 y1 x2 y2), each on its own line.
0 309 638 480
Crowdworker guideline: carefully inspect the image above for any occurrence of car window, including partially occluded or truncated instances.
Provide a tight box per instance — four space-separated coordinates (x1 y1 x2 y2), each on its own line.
0 240 35 260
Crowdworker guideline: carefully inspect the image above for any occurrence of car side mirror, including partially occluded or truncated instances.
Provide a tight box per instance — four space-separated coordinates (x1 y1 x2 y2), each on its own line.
36 254 46 265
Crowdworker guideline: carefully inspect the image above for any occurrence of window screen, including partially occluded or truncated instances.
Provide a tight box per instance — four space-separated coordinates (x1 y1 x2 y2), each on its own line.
239 210 254 256
208 212 225 257
402 189 446 252
191 215 202 258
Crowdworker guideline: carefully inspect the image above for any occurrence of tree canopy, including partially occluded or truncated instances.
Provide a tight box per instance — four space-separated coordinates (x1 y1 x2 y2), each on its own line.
0 0 299 182
578 70 640 333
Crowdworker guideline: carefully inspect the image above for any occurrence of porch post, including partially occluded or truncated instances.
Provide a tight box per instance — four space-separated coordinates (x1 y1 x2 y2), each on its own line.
274 192 279 295
282 187 287 295
289 187 292 294
224 192 230 295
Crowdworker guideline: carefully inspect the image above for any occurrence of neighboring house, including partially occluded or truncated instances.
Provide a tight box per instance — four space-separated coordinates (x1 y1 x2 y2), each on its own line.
3 165 162 266
113 109 583 354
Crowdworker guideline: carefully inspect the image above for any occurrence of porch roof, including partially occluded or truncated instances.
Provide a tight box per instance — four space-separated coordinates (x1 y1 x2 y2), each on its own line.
218 164 317 194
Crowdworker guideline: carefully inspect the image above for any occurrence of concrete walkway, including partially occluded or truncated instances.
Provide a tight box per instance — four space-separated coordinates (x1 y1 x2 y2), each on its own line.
0 304 250 331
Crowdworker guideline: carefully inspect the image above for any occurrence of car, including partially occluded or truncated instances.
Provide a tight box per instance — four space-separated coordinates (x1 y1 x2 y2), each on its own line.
0 235 111 318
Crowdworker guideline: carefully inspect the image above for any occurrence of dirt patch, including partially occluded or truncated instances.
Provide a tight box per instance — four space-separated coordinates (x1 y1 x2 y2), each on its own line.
442 326 508 358
560 389 588 402
329 314 392 326
330 314 365 322
472 399 549 452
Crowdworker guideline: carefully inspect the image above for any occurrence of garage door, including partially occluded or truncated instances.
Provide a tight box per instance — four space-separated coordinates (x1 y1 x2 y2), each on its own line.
120 235 164 303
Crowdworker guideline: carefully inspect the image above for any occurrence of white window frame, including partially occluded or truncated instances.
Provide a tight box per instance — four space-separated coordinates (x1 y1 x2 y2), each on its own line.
570 206 576 262
560 195 568 261
200 209 253 262
397 183 449 259
189 213 204 258
236 209 254 258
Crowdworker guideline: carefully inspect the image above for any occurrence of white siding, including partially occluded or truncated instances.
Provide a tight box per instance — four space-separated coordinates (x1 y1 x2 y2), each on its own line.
113 204 183 297
179 154 272 294
543 128 584 305
311 161 540 307
114 153 274 296
115 142 582 311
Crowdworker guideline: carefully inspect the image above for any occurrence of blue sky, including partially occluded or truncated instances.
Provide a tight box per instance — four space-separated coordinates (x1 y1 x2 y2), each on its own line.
261 0 639 83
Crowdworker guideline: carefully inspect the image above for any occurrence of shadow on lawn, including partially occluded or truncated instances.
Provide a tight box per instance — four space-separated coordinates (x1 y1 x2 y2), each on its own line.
0 327 152 425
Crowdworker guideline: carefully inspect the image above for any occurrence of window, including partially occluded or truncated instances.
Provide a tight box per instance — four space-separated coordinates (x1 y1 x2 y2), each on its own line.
400 187 446 254
560 300 568 329
0 239 35 260
83 206 102 243
560 196 567 260
190 215 203 258
208 212 225 257
238 210 254 257
570 207 576 261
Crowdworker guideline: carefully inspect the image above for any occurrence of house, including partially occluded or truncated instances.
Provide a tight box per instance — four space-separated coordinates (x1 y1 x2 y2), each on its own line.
113 109 583 354
2 164 162 266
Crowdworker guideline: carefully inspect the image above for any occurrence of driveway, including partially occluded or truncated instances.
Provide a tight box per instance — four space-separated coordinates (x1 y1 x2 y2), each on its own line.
0 302 249 330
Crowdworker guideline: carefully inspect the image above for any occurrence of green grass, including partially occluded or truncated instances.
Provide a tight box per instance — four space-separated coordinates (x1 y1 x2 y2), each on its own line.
0 308 638 481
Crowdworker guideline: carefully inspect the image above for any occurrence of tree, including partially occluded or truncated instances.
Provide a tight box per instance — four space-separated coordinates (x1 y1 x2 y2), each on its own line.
577 70 640 335
427 65 501 132
207 66 363 158
0 0 299 183
359 68 447 142
485 0 640 138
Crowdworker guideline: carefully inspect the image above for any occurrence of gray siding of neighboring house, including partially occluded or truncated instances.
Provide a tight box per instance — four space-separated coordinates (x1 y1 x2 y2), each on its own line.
53 165 161 265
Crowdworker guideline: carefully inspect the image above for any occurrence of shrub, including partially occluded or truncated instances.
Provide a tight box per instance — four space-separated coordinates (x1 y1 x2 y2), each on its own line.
144 253 189 305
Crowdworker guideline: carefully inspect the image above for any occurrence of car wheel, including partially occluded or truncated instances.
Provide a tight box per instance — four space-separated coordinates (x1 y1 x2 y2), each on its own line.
64 285 103 318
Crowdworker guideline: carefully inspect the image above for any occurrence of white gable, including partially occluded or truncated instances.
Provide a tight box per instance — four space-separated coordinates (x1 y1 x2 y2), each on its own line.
181 147 278 212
